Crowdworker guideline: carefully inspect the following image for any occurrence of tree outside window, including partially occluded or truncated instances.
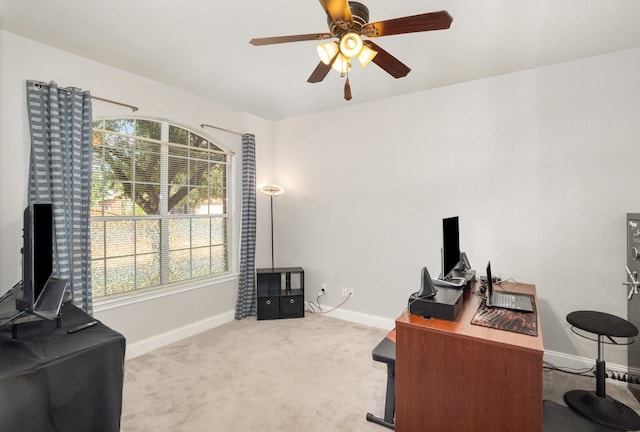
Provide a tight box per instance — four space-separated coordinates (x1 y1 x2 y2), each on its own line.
91 118 230 299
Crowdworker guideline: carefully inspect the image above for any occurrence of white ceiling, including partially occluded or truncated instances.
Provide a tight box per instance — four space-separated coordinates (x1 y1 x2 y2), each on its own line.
2 0 640 121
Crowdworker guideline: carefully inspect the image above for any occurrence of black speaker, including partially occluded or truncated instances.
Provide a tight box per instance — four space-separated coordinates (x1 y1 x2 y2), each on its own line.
417 266 437 298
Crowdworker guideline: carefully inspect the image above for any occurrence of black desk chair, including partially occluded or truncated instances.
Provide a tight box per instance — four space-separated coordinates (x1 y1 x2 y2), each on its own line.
366 332 395 430
564 310 640 431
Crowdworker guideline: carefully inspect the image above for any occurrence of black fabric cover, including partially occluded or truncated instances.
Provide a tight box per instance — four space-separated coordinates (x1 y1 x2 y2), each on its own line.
0 302 126 432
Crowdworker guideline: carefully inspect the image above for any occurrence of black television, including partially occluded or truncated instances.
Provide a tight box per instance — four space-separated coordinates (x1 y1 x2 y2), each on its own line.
15 202 54 314
441 216 460 279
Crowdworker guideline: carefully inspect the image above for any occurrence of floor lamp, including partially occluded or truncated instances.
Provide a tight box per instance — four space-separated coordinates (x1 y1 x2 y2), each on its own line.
259 184 284 271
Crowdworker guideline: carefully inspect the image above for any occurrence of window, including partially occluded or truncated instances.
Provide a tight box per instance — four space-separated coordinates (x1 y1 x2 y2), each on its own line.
90 118 231 299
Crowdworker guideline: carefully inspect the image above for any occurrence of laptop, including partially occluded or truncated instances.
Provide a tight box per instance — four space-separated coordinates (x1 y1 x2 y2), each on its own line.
485 262 534 313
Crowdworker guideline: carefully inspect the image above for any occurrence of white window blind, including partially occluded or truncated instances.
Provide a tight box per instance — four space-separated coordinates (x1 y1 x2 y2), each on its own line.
90 118 231 299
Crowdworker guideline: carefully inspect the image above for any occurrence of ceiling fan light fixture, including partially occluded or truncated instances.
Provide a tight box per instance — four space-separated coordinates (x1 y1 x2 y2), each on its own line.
331 53 351 75
357 44 377 68
252 5 454 91
317 41 339 65
339 33 363 58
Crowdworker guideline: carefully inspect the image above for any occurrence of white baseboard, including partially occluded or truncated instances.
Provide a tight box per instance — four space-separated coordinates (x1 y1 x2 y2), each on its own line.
544 350 594 371
306 302 395 331
125 310 235 360
544 349 631 381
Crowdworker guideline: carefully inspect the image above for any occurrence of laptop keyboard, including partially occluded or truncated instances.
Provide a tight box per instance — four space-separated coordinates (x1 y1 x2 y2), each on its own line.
492 292 517 309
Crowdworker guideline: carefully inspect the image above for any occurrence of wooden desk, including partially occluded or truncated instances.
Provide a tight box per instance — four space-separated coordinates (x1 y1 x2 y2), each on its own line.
395 282 544 432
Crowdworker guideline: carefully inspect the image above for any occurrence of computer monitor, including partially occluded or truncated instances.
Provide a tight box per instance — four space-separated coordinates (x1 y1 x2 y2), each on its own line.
15 202 54 313
442 216 460 279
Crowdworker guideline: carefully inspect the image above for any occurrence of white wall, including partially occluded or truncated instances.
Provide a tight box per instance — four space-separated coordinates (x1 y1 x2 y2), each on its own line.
273 47 640 366
3 28 640 367
0 30 276 351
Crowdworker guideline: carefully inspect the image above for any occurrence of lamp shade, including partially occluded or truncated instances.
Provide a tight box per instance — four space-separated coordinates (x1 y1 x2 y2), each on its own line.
357 44 378 68
317 42 339 65
331 53 351 74
259 184 284 197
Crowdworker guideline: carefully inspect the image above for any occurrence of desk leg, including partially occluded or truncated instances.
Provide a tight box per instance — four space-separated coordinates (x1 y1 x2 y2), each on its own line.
384 366 395 425
366 364 395 430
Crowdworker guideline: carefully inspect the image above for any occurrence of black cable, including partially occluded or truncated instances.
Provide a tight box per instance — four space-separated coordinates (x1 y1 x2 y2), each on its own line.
493 278 522 292
543 360 596 378
545 360 640 384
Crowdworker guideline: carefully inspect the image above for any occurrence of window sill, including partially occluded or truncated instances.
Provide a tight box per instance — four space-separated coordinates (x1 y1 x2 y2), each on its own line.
93 272 239 313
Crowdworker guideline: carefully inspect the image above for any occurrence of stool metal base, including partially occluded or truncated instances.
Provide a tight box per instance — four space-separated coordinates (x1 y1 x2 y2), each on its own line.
366 412 394 430
565 389 640 431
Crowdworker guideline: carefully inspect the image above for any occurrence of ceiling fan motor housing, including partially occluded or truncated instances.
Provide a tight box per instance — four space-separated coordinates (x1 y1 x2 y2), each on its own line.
327 1 369 38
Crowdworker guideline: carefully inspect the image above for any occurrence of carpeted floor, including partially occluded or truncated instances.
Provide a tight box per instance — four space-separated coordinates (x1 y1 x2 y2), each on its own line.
121 312 640 431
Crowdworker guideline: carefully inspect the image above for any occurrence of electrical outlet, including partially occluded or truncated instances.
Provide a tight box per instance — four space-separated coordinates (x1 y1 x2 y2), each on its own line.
348 287 354 298
341 286 354 297
321 283 327 290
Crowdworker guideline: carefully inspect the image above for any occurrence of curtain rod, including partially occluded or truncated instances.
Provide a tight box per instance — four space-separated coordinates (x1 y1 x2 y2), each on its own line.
90 95 138 112
200 123 246 137
31 81 139 112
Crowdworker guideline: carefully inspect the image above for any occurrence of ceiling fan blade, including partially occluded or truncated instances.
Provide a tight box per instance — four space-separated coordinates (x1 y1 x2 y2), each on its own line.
308 51 341 83
307 62 332 83
250 33 333 46
363 10 452 37
318 0 353 25
364 40 411 79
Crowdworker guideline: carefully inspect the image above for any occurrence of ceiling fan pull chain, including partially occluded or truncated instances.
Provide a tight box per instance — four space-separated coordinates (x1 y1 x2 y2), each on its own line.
344 76 352 101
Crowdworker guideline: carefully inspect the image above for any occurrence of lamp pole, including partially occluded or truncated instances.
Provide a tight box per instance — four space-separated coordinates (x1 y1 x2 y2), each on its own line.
269 193 274 271
259 184 284 272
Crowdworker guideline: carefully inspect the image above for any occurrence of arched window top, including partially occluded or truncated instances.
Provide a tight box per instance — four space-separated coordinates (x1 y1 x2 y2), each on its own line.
92 117 228 154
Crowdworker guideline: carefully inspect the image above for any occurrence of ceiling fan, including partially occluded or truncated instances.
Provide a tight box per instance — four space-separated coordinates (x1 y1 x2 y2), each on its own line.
250 0 453 100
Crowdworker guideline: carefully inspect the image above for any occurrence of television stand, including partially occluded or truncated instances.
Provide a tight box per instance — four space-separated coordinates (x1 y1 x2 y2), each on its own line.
0 288 64 339
0 302 125 432
11 312 63 339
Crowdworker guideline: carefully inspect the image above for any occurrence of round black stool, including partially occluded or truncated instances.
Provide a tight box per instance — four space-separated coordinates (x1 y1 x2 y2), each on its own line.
564 310 640 431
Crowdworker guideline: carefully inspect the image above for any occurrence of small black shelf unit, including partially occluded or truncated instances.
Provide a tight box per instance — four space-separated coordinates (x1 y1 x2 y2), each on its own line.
257 267 304 320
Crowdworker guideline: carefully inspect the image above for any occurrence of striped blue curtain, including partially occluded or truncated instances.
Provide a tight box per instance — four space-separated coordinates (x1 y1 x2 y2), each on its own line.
235 133 257 319
26 80 94 314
